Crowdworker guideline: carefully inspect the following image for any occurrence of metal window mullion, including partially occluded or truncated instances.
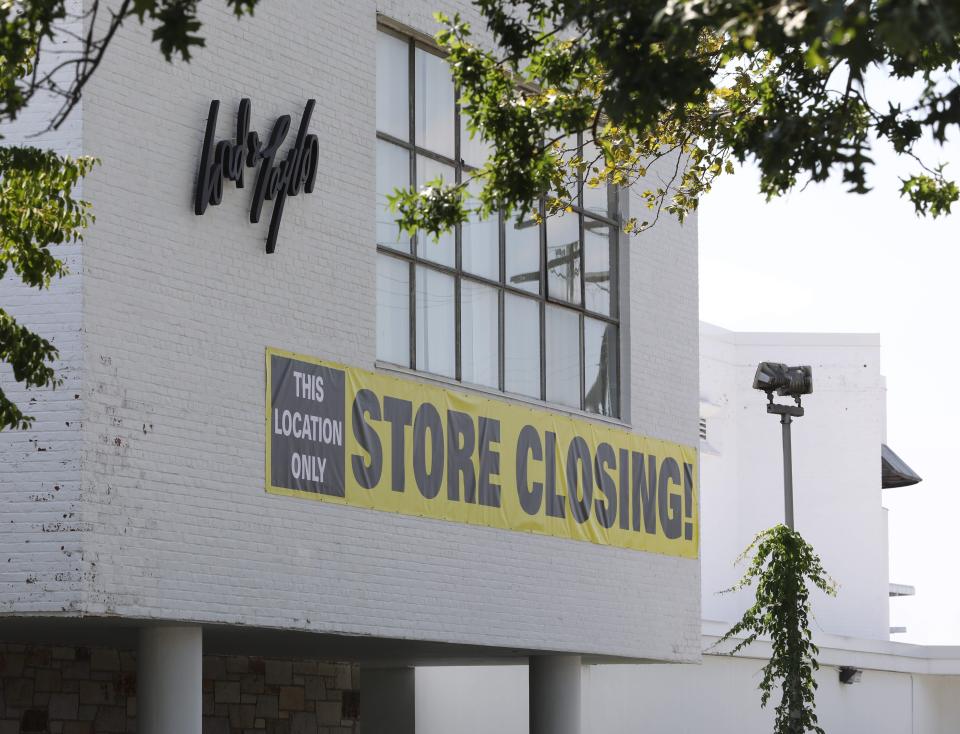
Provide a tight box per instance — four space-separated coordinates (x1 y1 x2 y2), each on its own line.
577 132 587 315
578 134 587 409
409 260 417 370
613 322 621 419
539 197 547 401
615 180 629 423
375 136 464 172
577 207 619 228
376 130 412 150
414 146 459 169
539 198 547 301
578 210 586 310
455 274 462 382
408 38 417 370
613 183 622 415
579 312 586 412
409 37 417 147
539 300 547 402
498 209 506 392
497 287 505 393
610 184 620 319
454 89 462 384
459 270 502 290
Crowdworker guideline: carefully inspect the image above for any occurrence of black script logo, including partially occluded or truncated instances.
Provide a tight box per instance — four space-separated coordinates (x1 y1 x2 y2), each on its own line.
195 98 319 254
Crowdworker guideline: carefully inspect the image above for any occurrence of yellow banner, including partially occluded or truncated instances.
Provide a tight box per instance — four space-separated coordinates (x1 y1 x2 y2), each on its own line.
265 347 698 558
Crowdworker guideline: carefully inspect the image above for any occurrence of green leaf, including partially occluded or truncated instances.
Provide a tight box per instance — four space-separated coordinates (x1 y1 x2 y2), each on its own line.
713 525 836 734
0 146 96 430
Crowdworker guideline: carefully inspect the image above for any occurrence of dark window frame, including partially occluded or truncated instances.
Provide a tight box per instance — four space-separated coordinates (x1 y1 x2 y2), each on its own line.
376 26 622 418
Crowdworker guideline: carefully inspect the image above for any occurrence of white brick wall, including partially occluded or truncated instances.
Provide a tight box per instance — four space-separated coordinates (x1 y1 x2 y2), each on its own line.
3 0 700 661
0 0 87 615
699 327 890 640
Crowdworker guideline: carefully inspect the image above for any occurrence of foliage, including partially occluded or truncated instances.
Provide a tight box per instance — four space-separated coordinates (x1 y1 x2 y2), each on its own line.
1 1 260 130
714 525 837 734
391 1 960 240
1 0 260 429
0 148 95 429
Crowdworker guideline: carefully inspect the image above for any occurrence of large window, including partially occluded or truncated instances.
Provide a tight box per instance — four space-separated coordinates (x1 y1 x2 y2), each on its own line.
375 27 621 418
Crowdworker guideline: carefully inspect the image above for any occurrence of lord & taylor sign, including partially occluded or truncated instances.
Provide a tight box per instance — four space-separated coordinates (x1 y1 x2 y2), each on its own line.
194 98 319 253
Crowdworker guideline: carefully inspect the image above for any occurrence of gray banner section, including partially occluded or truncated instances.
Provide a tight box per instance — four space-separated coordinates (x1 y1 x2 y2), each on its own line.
270 355 345 496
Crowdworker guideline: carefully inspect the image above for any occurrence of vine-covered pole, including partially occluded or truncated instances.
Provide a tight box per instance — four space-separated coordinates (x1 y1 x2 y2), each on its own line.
716 526 837 734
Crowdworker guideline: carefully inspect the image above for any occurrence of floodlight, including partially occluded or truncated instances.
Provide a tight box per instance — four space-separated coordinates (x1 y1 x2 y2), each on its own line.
838 666 862 685
752 362 813 400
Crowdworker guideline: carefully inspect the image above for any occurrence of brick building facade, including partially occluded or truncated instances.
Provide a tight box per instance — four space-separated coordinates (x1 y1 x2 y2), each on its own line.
0 1 700 732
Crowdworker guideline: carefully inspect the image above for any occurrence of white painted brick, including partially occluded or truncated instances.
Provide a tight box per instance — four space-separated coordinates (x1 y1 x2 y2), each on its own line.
1 0 700 662
0 0 87 615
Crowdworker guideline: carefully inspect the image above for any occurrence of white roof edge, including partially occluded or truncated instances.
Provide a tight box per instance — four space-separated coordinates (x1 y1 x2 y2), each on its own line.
701 620 960 675
732 332 881 347
699 321 734 336
699 321 881 347
699 397 723 417
889 583 916 597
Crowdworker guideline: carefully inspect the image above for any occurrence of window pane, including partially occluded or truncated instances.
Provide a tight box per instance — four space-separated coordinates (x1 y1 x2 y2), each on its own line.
545 305 580 409
415 266 455 378
584 219 615 316
583 181 611 219
581 139 611 218
505 214 540 294
377 140 410 252
584 318 618 417
546 211 581 305
461 280 498 388
460 112 492 167
377 255 410 366
377 32 409 140
461 178 499 280
505 294 540 399
415 48 455 159
416 155 455 267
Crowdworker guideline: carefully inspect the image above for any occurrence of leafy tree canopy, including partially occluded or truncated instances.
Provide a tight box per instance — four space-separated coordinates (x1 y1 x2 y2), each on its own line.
3 1 958 428
391 0 960 239
1 1 258 130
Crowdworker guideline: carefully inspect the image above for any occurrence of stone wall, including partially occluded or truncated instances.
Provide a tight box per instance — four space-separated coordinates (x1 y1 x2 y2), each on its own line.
202 654 359 734
0 643 359 734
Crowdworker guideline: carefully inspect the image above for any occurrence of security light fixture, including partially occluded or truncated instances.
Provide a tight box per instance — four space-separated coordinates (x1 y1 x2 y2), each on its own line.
752 361 814 530
753 362 813 402
838 666 863 685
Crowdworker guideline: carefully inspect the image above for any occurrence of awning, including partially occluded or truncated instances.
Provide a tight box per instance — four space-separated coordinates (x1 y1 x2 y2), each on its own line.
881 444 922 488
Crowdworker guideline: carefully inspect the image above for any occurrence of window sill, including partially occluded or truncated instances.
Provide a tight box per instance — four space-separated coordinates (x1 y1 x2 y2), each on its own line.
374 360 632 431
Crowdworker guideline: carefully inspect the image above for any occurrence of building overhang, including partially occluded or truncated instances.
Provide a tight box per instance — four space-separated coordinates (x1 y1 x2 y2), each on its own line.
0 616 695 667
882 443 922 488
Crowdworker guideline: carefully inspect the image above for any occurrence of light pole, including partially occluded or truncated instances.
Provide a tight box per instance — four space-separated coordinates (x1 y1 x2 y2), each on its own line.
752 362 813 530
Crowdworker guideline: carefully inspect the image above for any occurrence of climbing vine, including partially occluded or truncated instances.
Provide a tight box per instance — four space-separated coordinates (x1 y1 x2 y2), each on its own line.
716 525 837 734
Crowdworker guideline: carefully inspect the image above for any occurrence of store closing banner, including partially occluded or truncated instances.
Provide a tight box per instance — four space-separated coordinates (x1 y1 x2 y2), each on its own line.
266 347 698 558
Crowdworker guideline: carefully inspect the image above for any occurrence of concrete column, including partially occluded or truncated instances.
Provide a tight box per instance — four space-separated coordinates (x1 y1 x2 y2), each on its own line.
530 655 581 734
137 625 202 734
363 667 415 734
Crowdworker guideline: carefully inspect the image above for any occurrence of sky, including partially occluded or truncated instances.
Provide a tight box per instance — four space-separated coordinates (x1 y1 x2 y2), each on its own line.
698 93 960 645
